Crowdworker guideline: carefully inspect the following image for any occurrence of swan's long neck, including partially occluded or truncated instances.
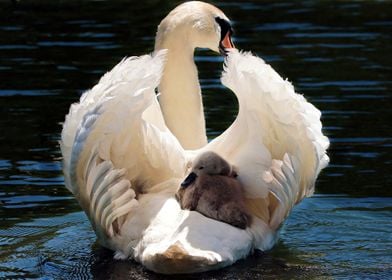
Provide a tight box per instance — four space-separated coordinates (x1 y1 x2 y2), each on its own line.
155 30 207 150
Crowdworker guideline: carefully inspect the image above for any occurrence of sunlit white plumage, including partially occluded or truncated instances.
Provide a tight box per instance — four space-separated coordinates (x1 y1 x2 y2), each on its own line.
61 1 329 274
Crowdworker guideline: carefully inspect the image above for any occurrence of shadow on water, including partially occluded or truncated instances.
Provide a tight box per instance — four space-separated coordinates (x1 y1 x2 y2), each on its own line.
0 0 391 279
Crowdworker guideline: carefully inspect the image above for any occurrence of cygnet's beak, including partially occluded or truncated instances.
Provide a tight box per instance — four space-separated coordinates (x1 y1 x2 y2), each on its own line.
181 172 197 188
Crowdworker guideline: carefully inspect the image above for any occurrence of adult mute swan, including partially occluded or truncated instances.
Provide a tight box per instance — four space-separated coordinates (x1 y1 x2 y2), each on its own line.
61 1 329 274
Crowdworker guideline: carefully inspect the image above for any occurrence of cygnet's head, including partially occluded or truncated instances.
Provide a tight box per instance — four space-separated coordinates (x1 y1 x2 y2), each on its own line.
192 151 232 176
155 1 234 55
181 151 236 187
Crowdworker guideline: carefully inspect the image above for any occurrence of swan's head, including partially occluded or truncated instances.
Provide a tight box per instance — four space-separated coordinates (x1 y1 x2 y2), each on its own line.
181 151 237 187
155 1 234 55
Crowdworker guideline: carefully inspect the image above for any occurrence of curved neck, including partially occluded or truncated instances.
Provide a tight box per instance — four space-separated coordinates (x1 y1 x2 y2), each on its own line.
155 33 207 150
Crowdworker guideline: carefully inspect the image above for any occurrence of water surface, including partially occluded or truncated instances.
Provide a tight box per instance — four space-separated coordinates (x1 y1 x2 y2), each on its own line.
0 0 391 279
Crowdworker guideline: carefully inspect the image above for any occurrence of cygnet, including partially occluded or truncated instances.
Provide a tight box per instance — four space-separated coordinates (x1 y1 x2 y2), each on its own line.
176 151 251 229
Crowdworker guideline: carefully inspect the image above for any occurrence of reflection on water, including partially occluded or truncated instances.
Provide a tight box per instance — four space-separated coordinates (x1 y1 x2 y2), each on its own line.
1 196 390 279
0 0 391 279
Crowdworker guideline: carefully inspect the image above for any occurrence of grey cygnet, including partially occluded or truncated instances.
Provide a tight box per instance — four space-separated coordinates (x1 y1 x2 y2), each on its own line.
176 151 251 229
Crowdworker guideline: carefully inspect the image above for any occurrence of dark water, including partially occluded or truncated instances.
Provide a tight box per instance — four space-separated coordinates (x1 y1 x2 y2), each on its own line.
1 0 391 279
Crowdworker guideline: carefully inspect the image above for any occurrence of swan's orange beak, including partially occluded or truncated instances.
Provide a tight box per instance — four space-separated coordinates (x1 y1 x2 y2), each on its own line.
215 17 235 56
219 31 235 56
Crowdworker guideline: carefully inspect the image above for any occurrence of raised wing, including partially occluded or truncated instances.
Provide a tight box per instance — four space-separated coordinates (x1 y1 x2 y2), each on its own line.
206 50 329 246
60 51 187 239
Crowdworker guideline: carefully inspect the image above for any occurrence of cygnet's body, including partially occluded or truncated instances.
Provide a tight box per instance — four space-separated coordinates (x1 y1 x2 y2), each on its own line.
176 151 251 229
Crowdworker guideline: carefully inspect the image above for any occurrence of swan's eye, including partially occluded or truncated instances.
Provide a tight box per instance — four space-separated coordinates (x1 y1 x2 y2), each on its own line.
215 17 233 38
199 166 204 170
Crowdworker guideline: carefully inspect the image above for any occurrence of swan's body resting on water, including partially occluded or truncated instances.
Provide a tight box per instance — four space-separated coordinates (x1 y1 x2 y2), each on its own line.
61 1 329 274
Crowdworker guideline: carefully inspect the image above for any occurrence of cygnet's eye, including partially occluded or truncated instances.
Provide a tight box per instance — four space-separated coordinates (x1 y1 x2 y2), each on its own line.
199 166 204 170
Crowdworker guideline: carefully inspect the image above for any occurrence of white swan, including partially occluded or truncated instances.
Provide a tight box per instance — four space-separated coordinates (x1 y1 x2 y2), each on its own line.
60 1 329 274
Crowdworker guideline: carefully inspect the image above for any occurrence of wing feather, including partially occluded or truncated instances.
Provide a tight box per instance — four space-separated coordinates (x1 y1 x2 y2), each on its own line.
205 50 329 244
61 50 187 241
